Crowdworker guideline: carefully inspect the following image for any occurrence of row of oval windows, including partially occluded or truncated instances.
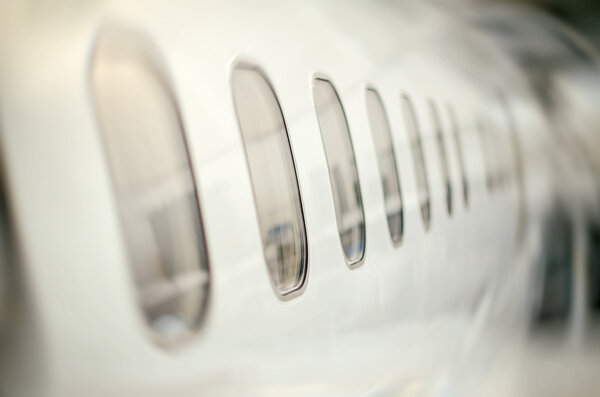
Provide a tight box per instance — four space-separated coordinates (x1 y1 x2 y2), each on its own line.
90 32 514 344
235 63 514 296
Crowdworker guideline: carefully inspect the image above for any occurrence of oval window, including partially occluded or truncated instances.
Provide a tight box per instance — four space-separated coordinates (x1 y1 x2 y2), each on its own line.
90 30 210 344
476 118 495 192
402 95 431 231
448 107 469 207
313 78 365 266
231 63 308 297
365 88 403 245
429 101 452 215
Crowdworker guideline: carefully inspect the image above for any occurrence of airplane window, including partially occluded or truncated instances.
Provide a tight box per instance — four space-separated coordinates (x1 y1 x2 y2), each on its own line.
90 31 210 344
313 78 365 266
429 101 452 215
402 95 431 231
489 122 507 188
448 107 469 207
365 88 403 245
476 118 495 192
231 63 308 296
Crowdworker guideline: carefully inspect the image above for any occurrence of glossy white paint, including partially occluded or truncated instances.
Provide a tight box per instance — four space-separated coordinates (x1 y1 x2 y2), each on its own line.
1 1 598 396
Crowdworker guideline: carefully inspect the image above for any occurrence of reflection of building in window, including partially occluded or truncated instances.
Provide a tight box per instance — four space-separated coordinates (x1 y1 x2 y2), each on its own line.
313 78 366 266
264 222 298 287
232 63 307 297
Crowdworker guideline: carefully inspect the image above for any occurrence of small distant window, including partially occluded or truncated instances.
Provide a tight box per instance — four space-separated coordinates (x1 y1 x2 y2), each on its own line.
588 225 600 315
448 107 469 207
313 78 365 266
401 95 431 230
476 118 494 192
90 30 210 344
488 122 506 188
365 88 403 245
429 101 452 215
231 63 308 297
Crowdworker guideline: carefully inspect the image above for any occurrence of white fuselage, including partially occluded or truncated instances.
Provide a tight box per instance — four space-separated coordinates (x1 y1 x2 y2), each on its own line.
1 1 598 396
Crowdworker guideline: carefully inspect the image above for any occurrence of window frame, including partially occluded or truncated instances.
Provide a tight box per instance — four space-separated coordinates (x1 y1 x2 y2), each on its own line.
364 85 404 246
230 59 309 300
89 28 212 346
401 94 431 232
312 74 366 268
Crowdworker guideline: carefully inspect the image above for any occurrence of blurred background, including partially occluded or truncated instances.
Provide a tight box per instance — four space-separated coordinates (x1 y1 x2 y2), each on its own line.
516 0 600 47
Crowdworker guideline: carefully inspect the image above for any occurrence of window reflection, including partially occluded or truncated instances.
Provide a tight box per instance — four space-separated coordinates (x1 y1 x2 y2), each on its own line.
313 78 365 265
365 88 404 244
477 118 495 192
448 107 469 207
231 64 307 296
430 101 452 215
90 31 210 343
402 95 431 230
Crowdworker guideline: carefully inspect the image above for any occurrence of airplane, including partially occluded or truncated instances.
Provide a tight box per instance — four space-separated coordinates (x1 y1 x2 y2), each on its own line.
0 1 599 395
